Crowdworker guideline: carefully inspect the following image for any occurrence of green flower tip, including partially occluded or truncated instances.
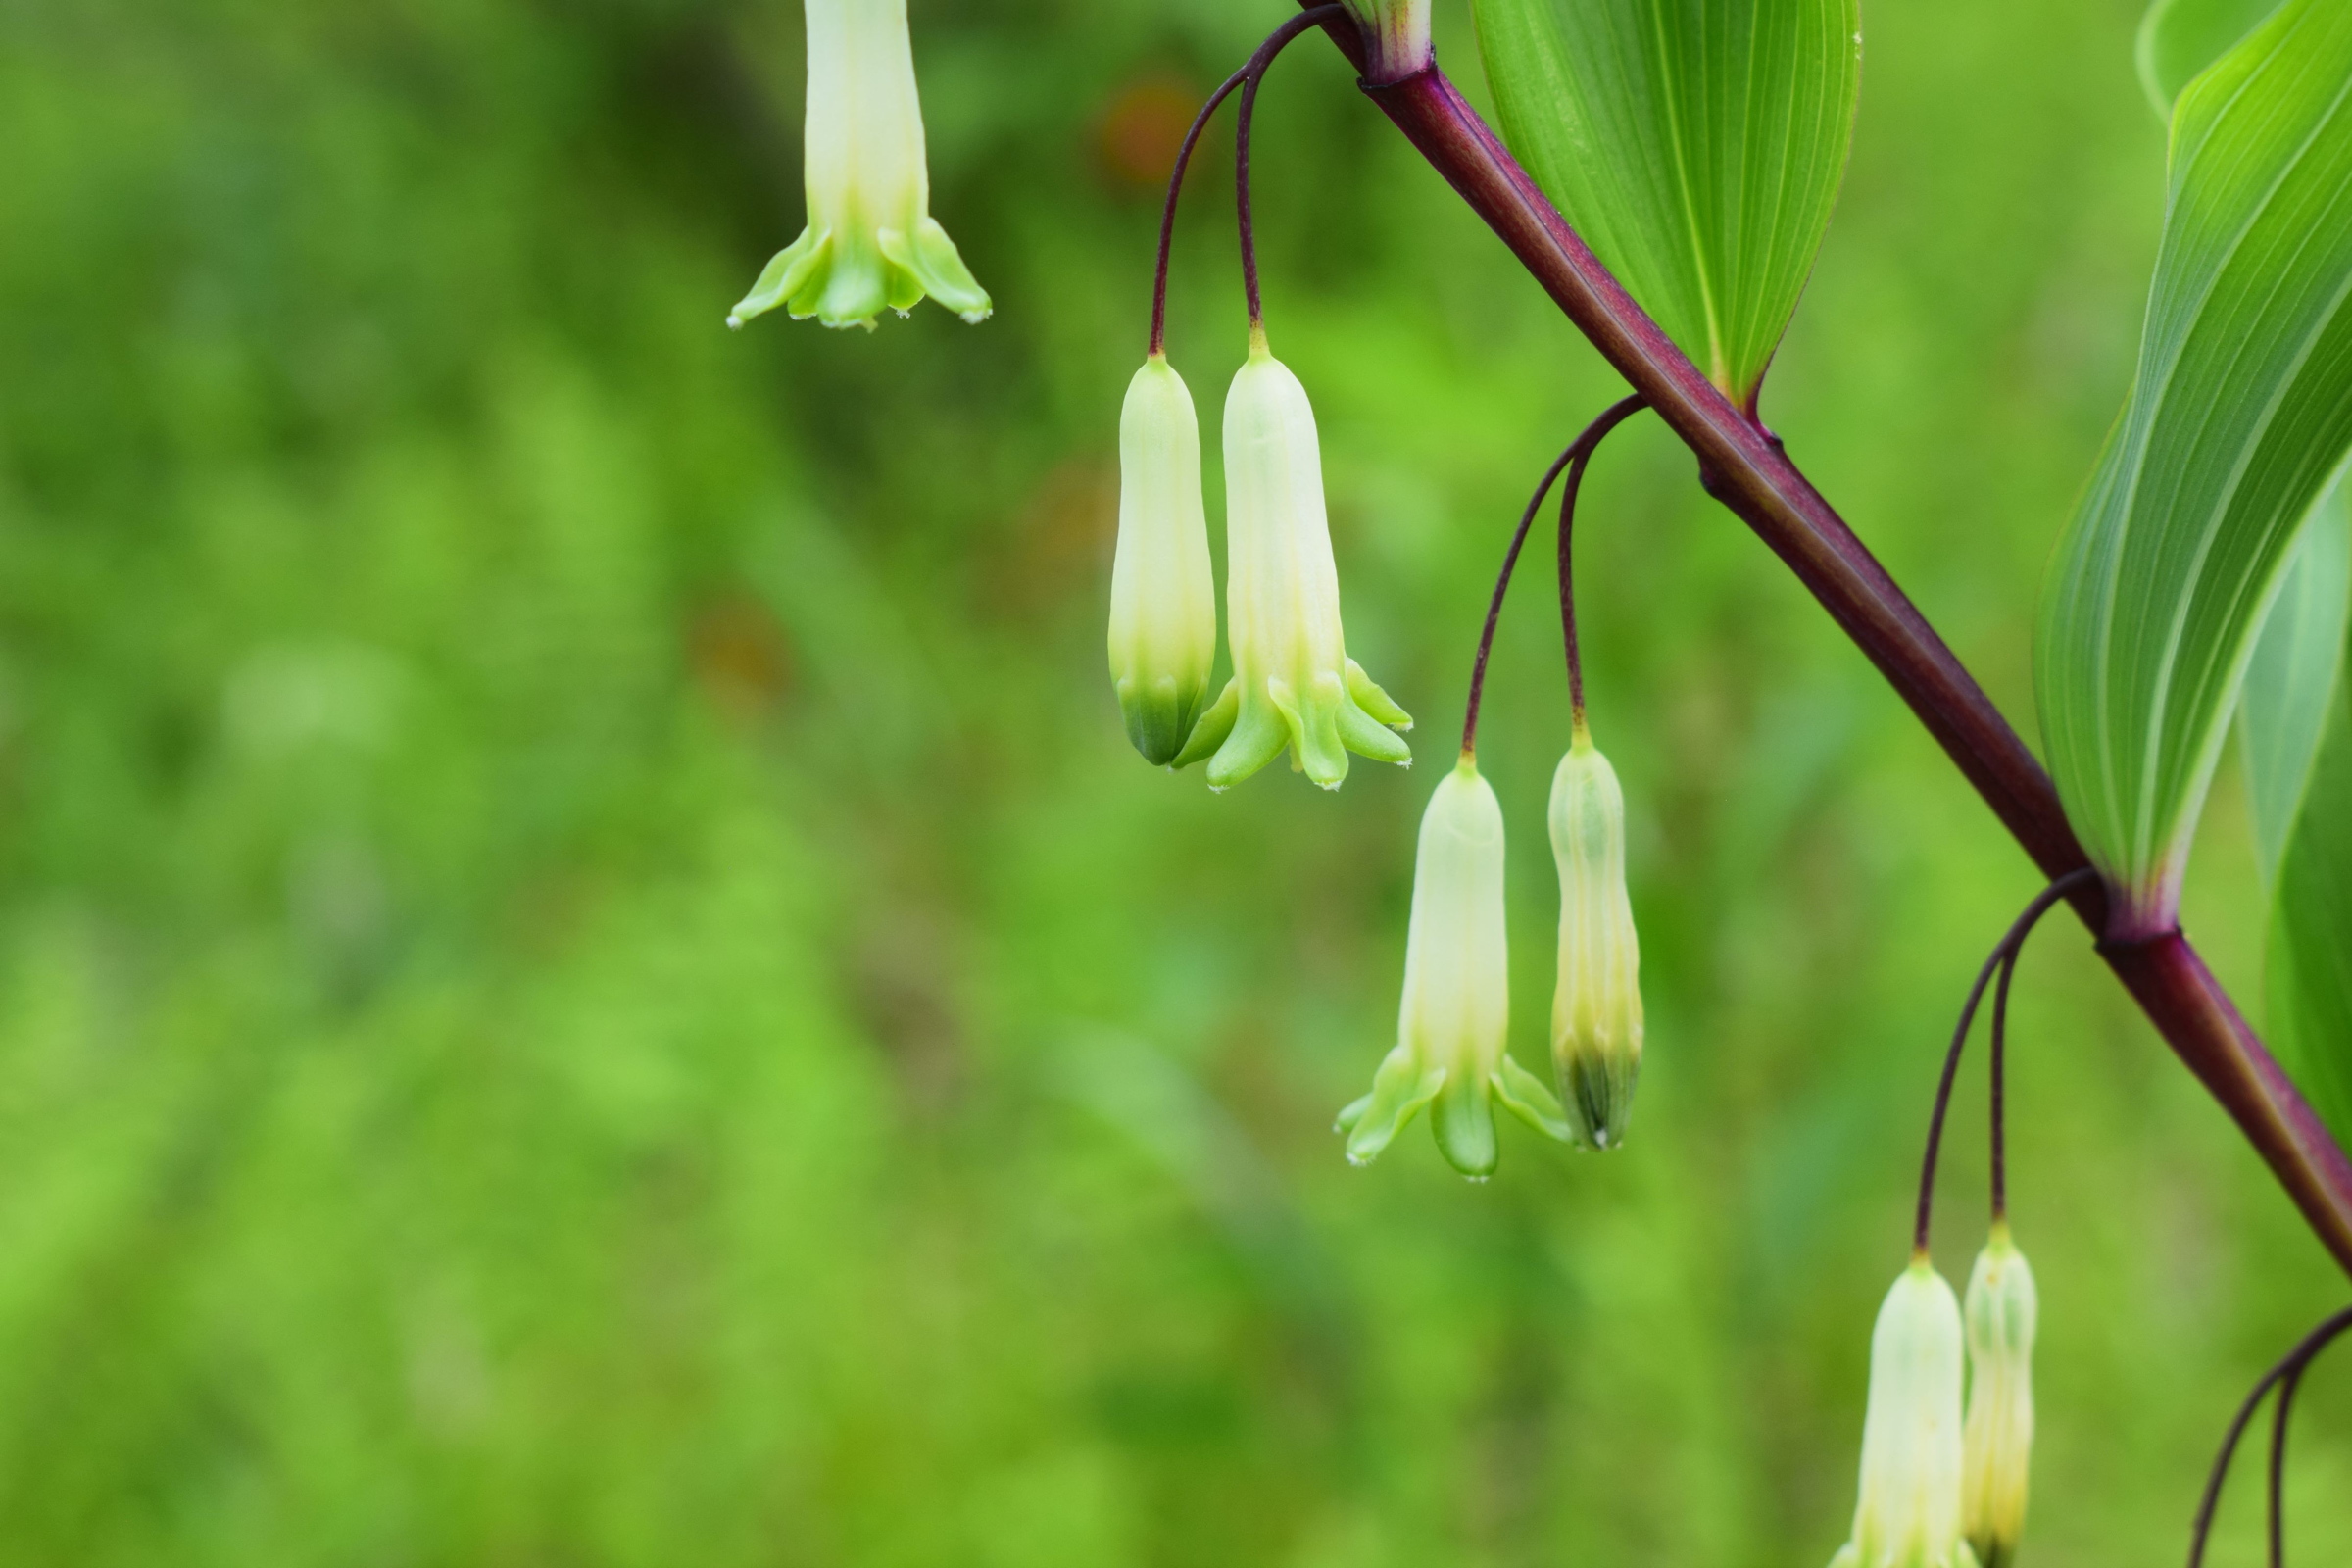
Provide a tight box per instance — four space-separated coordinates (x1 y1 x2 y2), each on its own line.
730 220 990 332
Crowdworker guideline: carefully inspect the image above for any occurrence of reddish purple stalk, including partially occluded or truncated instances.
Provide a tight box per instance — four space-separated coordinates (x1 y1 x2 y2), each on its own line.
1460 396 1644 756
1554 399 1644 726
1913 869 2096 1255
1146 6 1344 356
2185 1305 2352 1568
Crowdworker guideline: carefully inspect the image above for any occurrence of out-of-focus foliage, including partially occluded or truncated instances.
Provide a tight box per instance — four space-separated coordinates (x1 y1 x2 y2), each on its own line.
2035 0 2352 933
0 0 2344 1563
1471 0 1860 406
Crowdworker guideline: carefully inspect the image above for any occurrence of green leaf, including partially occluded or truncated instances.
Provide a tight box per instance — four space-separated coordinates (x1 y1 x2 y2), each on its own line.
2136 0 2283 117
2265 648 2352 1145
2238 479 2352 1141
2238 480 2352 1142
2034 0 2352 937
1471 0 1860 408
2239 479 2350 882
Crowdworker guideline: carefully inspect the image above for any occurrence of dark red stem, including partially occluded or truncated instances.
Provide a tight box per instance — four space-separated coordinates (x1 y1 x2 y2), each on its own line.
1462 441 1575 757
1914 869 2096 1254
1151 6 1345 356
2267 1358 2301 1568
1148 69 1249 357
1234 7 1346 334
1299 24 2352 1277
1236 70 1265 331
1990 946 2020 1220
2187 1306 2352 1568
1555 398 1644 726
1461 397 1645 756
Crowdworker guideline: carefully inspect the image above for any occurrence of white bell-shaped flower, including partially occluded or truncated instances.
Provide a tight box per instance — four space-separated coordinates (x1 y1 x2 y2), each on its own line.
1548 729 1643 1148
728 0 989 330
1961 1226 2037 1568
1830 1260 1978 1568
1174 335 1410 789
1337 757 1569 1176
1109 355 1218 763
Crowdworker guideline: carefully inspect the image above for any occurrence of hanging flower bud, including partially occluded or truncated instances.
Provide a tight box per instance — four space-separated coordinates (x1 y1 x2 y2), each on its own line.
727 0 990 331
1108 356 1218 764
1548 729 1643 1149
1337 757 1570 1177
1829 1259 1974 1568
1172 335 1410 789
1961 1225 2037 1568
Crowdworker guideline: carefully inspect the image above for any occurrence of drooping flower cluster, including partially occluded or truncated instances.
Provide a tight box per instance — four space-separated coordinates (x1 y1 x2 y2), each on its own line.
1829 1231 2041 1568
1331 723 1647 1175
1319 382 1652 1174
1325 385 1651 1174
1110 331 1413 788
729 0 990 331
1104 152 1652 1171
1112 359 1654 1174
1102 5 1410 789
1817 865 2084 1568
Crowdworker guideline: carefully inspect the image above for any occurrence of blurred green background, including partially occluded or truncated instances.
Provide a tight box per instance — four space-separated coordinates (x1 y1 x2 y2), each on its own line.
1 0 2347 1561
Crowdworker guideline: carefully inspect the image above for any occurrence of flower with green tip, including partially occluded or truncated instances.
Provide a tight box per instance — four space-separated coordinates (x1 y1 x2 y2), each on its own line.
1172 333 1410 789
1830 1259 1978 1568
1109 354 1217 764
1961 1225 2036 1568
1338 755 1572 1177
727 0 989 331
1548 727 1643 1148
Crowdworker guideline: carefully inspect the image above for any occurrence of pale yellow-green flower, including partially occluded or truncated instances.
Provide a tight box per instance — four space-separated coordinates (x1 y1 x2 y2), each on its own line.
1173 333 1410 789
1830 1259 1979 1568
728 0 989 330
1548 728 1642 1148
1337 757 1569 1177
1109 355 1217 763
1962 1225 2037 1568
